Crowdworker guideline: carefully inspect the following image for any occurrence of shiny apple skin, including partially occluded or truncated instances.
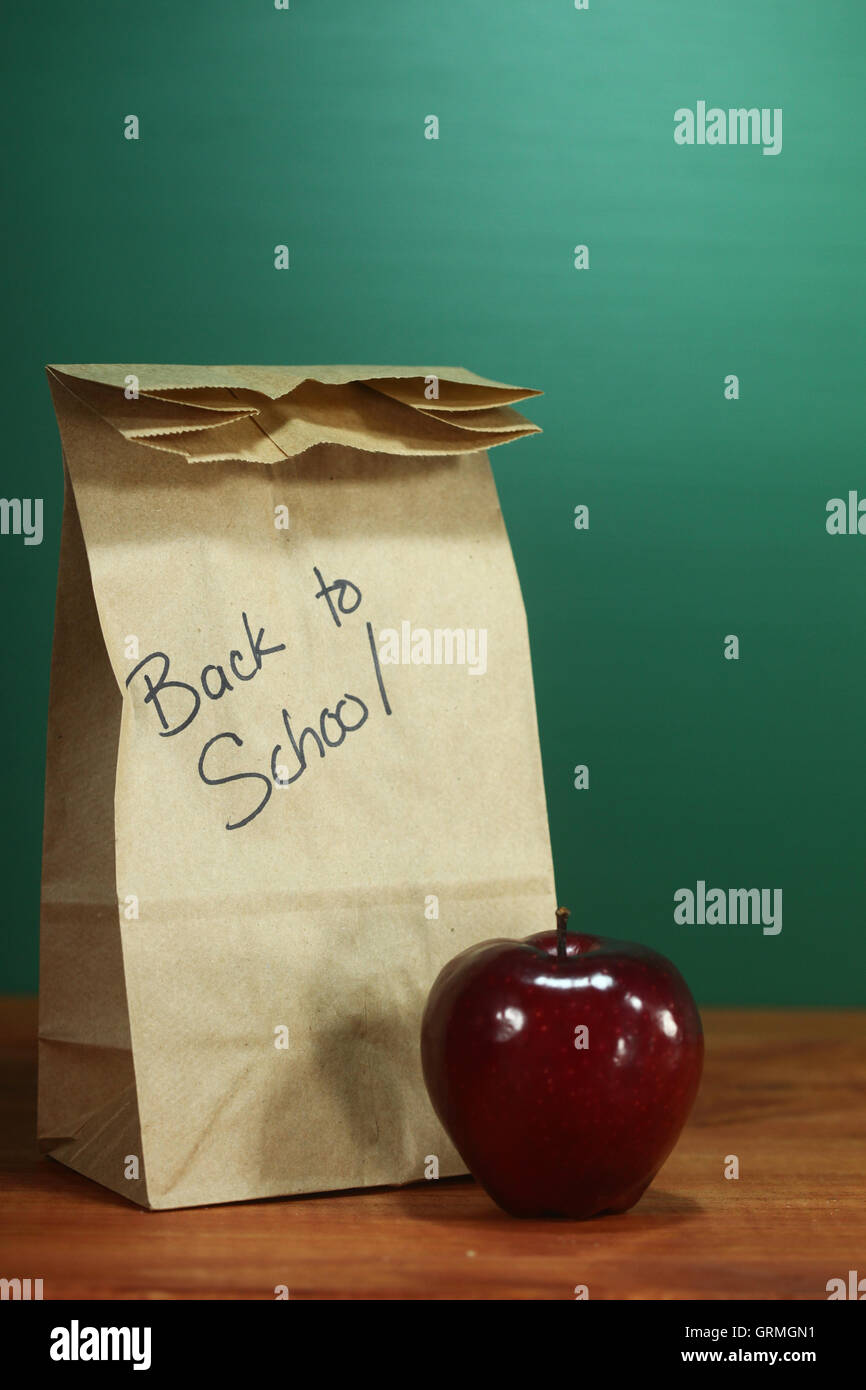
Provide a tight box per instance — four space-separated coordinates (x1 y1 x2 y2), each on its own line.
421 931 704 1219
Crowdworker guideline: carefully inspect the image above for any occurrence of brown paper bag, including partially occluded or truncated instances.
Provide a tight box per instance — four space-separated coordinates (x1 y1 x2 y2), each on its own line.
39 364 556 1210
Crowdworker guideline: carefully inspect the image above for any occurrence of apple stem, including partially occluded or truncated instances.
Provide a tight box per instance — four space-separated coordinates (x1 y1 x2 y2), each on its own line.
555 906 571 962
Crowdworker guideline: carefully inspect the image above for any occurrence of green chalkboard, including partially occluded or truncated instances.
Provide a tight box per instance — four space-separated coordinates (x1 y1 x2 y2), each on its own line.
1 1 863 1002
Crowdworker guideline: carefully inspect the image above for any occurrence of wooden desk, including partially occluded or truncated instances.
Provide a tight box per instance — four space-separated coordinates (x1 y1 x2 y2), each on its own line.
1 1000 863 1300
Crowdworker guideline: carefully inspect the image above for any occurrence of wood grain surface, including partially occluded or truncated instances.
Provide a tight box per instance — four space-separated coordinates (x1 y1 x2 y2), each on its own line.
1 999 863 1300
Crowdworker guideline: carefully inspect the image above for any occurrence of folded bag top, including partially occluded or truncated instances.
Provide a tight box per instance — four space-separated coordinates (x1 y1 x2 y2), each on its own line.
39 363 555 1210
47 363 542 461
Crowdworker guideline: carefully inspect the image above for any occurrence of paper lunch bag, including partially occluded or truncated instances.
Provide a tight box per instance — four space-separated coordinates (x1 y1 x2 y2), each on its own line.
39 364 556 1210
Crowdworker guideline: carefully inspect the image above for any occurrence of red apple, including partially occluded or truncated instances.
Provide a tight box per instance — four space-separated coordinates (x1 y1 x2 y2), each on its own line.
421 909 703 1218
